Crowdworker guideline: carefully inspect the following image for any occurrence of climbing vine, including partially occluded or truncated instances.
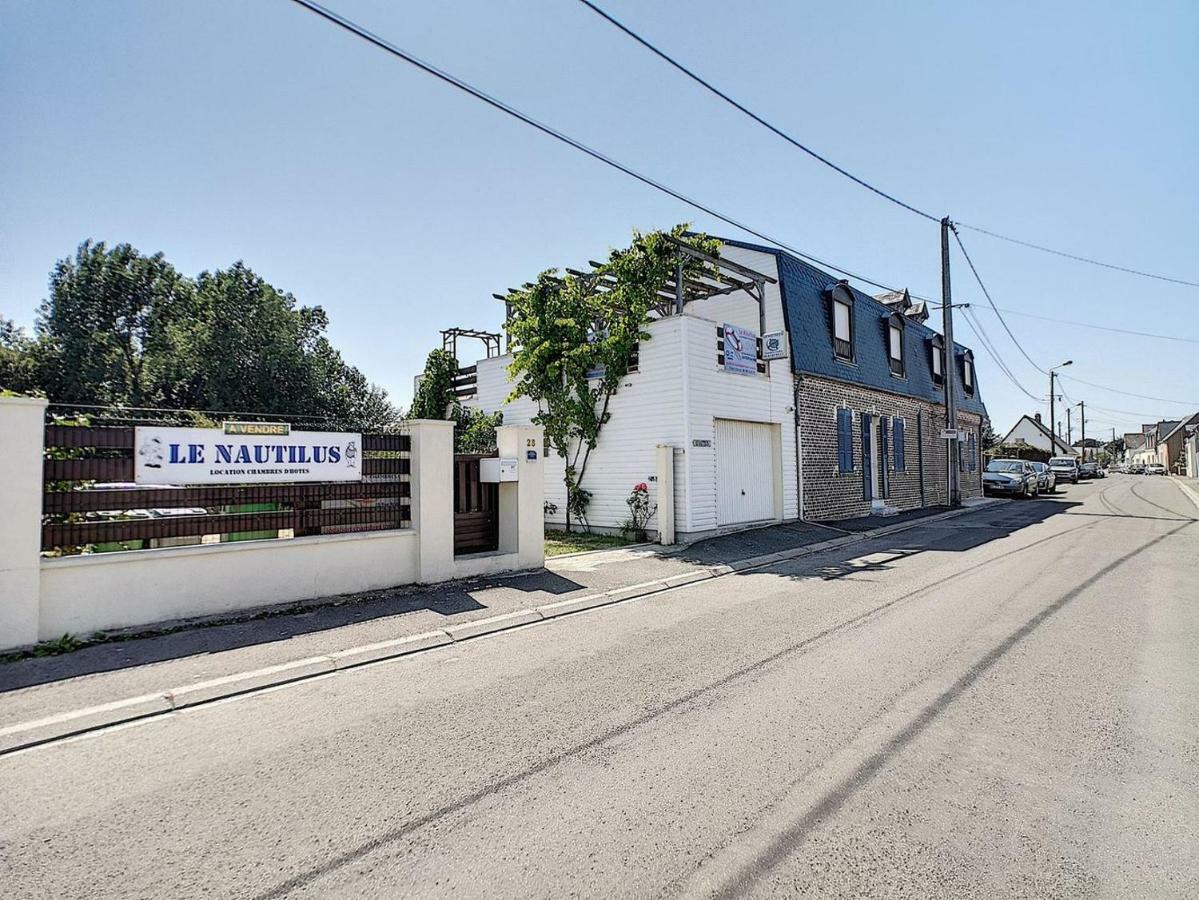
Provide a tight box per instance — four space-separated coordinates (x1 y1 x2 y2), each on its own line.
505 225 719 531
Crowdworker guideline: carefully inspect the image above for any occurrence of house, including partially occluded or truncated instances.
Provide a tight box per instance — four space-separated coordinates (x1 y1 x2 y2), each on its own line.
1127 419 1184 467
454 236 987 540
1156 413 1199 473
1001 413 1075 459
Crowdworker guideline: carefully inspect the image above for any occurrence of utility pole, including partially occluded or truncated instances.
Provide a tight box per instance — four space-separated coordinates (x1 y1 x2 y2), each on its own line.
1048 360 1073 454
1079 401 1086 461
941 217 959 506
1067 407 1073 447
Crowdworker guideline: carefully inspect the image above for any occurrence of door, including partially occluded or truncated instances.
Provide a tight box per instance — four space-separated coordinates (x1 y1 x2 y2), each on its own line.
453 453 499 555
715 419 776 525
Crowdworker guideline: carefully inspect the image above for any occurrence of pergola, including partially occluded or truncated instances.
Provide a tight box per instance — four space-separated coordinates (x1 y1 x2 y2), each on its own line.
492 235 777 350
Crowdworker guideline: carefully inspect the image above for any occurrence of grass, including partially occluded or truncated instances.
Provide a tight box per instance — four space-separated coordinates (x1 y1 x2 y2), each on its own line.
544 529 635 556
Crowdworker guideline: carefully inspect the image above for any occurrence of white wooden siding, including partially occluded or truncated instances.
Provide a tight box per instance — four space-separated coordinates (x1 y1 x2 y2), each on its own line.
467 317 687 532
679 314 797 533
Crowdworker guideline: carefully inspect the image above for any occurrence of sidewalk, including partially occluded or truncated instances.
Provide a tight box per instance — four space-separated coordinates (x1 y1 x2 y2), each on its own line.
0 502 997 751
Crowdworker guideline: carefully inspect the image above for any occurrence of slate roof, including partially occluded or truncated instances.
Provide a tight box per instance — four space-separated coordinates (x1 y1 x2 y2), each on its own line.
721 238 987 417
1124 432 1148 450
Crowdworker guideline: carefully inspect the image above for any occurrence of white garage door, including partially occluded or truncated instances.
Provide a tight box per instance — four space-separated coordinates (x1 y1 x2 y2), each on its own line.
715 419 776 526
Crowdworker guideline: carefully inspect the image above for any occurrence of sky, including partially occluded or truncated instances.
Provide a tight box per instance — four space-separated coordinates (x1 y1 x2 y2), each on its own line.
2 0 1197 439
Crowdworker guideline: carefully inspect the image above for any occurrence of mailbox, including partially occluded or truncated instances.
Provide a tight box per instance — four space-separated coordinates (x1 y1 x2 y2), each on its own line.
480 457 519 483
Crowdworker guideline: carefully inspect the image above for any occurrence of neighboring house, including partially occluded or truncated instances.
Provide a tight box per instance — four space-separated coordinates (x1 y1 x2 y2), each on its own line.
1124 431 1148 463
1157 413 1199 473
1186 427 1199 478
1002 413 1075 458
457 237 987 539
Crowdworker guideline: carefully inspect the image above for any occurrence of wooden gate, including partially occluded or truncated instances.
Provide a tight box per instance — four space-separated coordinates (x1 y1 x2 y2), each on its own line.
453 453 498 555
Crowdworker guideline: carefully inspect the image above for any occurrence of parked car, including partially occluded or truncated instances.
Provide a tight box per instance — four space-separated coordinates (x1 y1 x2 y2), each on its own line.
1030 461 1056 494
1129 464 1145 474
984 459 1040 498
1079 462 1099 479
1048 456 1081 485
1145 463 1167 476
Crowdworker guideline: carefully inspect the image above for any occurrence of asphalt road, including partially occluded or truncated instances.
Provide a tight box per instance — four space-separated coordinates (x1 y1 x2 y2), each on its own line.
3 475 1196 898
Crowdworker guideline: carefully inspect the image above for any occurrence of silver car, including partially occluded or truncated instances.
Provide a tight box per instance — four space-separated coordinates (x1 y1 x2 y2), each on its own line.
1030 461 1056 494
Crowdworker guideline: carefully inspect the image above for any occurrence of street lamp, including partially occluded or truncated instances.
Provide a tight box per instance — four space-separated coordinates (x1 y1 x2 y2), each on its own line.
1049 361 1072 452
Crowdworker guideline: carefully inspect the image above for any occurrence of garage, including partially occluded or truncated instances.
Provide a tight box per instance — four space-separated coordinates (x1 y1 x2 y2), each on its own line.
714 419 777 526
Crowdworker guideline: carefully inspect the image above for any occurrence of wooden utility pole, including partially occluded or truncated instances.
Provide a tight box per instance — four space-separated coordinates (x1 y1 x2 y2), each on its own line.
941 217 960 506
1079 400 1086 460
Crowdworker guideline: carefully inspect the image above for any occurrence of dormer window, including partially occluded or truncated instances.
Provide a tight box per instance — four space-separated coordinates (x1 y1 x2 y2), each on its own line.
887 314 905 377
829 282 854 361
930 335 945 384
961 349 975 394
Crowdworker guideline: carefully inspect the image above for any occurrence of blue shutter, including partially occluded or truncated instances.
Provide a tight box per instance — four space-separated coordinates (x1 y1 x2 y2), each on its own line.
836 408 853 472
879 416 889 498
861 412 873 500
894 417 905 471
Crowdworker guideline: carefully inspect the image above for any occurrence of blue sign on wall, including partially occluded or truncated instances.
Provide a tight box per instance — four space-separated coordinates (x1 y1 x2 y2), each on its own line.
723 323 759 376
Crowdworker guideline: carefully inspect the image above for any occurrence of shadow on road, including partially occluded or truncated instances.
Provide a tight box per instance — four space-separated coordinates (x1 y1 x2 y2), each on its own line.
0 568 585 694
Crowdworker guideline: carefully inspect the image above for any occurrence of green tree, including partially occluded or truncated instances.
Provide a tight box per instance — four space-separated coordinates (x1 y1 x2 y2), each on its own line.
0 317 43 394
36 240 194 406
21 240 400 431
408 349 459 420
505 225 718 530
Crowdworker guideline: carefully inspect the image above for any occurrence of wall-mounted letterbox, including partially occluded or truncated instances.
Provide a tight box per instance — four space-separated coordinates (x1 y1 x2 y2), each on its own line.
480 457 519 483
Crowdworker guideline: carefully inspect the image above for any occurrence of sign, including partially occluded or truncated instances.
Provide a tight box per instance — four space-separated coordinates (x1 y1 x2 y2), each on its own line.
940 428 960 440
223 421 290 436
692 439 712 448
134 426 362 485
761 331 788 360
526 450 538 461
722 323 759 375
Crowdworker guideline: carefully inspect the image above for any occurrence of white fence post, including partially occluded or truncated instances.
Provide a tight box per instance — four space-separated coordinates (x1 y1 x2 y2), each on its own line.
0 396 47 648
407 419 456 583
656 444 676 545
496 425 545 570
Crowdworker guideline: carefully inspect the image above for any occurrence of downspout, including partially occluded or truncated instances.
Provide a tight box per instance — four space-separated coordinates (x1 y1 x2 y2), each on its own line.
793 375 804 521
680 316 692 535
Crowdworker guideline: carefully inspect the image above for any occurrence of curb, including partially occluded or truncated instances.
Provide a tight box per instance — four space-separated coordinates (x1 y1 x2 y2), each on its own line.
1170 476 1199 512
0 500 1002 756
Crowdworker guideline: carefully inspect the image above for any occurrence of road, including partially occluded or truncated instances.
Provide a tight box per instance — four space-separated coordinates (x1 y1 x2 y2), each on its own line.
2 475 1197 898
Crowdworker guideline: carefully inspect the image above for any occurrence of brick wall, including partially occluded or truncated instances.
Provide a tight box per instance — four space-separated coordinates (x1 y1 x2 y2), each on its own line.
797 374 983 521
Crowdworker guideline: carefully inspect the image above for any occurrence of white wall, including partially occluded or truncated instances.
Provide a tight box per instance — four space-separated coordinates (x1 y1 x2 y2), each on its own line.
678 314 798 534
39 529 420 639
0 413 545 650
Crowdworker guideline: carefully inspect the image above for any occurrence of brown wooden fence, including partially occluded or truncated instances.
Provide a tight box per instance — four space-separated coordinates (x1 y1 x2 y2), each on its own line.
453 453 498 555
42 426 411 553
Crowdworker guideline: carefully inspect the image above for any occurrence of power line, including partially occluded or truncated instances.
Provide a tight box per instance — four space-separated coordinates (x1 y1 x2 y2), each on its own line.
576 0 1199 289
958 307 1042 402
574 0 939 223
1058 374 1198 407
950 226 1045 374
966 306 1199 345
954 222 1199 289
285 0 908 296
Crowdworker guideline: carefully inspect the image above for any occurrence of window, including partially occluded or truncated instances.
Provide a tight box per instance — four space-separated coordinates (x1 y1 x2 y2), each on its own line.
829 283 854 361
930 335 945 383
836 407 854 472
893 416 905 471
961 350 975 394
887 314 905 376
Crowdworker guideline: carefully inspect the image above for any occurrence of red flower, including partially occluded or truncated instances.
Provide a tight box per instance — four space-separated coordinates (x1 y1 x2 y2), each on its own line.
633 482 648 493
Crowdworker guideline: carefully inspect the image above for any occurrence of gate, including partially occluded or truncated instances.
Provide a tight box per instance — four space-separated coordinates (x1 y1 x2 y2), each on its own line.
453 453 498 555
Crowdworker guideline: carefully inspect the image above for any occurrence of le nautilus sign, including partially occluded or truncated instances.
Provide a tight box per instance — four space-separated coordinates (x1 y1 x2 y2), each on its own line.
133 426 363 485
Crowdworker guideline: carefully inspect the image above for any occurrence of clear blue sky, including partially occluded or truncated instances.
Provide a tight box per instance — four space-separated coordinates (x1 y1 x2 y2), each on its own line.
2 0 1196 438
